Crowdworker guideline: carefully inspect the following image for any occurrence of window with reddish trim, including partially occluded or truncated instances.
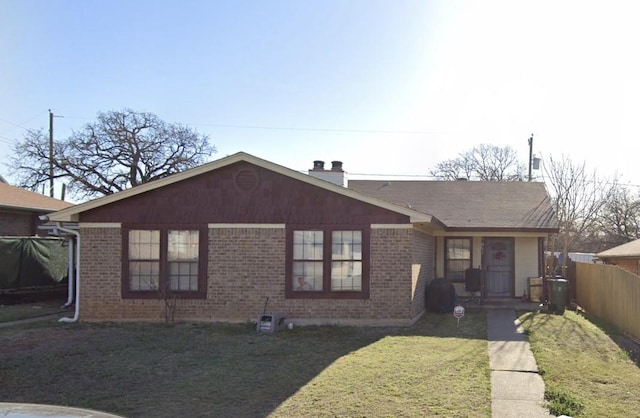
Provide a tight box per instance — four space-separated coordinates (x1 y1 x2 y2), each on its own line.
445 237 472 283
331 230 363 291
128 230 161 291
286 226 369 299
122 226 207 299
292 230 324 291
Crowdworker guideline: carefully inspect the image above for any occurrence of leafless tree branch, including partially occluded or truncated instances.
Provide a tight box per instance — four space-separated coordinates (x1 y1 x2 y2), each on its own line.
9 109 215 200
429 144 525 181
542 154 616 272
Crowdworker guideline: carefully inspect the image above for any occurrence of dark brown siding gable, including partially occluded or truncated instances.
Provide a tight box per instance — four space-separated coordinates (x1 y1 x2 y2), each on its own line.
80 162 409 225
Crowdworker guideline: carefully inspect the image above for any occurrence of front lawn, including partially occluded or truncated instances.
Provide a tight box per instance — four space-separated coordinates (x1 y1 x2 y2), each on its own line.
519 310 640 417
0 311 491 417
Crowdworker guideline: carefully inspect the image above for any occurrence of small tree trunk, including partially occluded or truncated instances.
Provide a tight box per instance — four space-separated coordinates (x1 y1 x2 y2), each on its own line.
158 282 177 324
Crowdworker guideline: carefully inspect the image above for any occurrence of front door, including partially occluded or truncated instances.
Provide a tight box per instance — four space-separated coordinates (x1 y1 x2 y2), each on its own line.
483 238 514 297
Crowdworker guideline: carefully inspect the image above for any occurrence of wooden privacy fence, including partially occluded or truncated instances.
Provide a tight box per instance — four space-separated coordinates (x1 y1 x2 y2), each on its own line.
575 262 640 341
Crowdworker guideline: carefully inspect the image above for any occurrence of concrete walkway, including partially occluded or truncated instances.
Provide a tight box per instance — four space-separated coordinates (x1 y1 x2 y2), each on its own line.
487 309 554 418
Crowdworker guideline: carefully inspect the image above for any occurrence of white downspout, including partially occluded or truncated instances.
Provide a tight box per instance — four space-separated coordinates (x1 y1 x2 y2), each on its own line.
61 237 74 308
57 224 80 323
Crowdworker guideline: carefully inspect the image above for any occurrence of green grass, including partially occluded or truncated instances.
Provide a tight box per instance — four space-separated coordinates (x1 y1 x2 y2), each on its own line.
0 311 491 418
518 310 640 417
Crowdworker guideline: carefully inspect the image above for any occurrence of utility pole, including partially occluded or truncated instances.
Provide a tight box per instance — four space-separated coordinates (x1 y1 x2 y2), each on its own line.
48 110 64 198
49 109 54 197
528 134 534 182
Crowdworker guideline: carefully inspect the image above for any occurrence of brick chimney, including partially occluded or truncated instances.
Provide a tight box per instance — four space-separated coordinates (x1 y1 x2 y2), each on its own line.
308 160 346 187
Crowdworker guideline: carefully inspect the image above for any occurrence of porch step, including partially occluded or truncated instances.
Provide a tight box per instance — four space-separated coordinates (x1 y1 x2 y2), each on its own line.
465 297 545 311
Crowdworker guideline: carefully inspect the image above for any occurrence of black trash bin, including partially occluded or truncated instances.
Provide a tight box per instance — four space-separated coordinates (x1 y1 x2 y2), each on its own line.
546 276 569 315
426 278 456 313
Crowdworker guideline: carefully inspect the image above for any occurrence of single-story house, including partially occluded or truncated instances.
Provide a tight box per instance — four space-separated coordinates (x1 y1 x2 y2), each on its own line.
47 152 558 325
595 239 640 275
0 181 74 236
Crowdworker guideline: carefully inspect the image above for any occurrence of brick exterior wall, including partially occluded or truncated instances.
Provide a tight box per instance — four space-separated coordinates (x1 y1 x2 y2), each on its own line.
0 210 33 236
411 229 434 319
208 227 286 321
367 227 413 320
80 227 125 320
79 225 427 325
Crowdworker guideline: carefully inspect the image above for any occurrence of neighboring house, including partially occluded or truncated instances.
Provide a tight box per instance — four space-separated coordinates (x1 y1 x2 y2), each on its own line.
561 252 596 264
47 152 558 325
545 251 597 272
0 182 74 236
595 239 640 275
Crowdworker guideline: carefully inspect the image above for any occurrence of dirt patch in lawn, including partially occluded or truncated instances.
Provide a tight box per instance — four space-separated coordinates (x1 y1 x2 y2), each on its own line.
0 300 70 323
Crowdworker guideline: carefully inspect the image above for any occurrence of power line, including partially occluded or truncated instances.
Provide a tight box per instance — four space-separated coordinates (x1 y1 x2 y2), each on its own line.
60 115 91 120
3 112 639 188
31 114 452 135
5 110 452 135
348 172 443 179
0 117 31 132
0 111 48 133
188 122 449 135
0 135 15 145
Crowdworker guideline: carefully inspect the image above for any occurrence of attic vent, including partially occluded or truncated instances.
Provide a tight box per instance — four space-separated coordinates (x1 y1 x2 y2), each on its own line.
234 169 258 191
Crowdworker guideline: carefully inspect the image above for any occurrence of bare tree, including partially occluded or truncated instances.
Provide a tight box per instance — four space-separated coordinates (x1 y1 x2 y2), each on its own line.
543 155 616 274
429 144 526 181
10 109 215 200
596 185 640 248
158 281 178 324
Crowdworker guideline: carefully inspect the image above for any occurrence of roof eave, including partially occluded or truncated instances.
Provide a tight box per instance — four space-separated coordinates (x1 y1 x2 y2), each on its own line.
1 204 64 213
596 254 640 259
413 216 446 231
444 226 559 233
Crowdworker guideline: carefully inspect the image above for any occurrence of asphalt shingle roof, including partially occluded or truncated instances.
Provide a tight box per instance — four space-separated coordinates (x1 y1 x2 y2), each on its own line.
0 182 74 212
349 180 558 231
596 239 640 258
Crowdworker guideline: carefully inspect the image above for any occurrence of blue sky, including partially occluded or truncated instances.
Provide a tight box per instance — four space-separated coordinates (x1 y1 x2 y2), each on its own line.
2 0 640 198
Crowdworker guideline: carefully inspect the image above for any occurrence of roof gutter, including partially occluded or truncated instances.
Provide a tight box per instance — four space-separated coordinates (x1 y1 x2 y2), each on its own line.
61 235 74 308
55 223 80 323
